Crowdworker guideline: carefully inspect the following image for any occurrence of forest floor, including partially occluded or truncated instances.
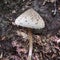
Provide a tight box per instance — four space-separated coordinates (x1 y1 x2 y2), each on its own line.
0 0 60 60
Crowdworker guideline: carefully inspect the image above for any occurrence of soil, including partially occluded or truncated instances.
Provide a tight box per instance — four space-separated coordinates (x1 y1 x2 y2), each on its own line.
0 0 60 60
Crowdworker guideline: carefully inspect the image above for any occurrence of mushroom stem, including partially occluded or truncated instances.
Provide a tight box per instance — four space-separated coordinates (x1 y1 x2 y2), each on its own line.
27 28 33 60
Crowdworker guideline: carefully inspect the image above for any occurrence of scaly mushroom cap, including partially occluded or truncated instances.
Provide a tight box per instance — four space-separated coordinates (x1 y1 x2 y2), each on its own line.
15 8 45 29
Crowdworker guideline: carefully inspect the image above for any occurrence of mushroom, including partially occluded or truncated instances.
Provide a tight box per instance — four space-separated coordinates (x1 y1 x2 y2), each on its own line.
15 8 45 60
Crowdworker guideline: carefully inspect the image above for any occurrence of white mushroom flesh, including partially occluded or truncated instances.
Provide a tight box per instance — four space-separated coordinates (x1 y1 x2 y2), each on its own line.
15 8 45 29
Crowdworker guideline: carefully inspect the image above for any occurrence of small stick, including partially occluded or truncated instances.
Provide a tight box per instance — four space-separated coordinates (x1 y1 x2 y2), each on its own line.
43 0 49 5
27 28 33 60
0 52 3 59
52 0 57 15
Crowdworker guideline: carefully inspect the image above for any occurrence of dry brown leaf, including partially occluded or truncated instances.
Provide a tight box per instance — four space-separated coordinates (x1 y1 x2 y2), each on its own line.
16 30 28 39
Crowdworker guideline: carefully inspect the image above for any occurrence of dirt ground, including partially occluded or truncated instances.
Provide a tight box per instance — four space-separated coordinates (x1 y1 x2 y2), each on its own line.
0 0 60 60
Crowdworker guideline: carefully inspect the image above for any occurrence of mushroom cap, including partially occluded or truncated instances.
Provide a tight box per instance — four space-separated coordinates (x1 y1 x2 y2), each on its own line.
15 8 45 29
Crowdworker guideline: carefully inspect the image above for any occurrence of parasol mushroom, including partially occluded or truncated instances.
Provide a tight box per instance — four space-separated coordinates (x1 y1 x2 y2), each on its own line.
15 8 45 60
